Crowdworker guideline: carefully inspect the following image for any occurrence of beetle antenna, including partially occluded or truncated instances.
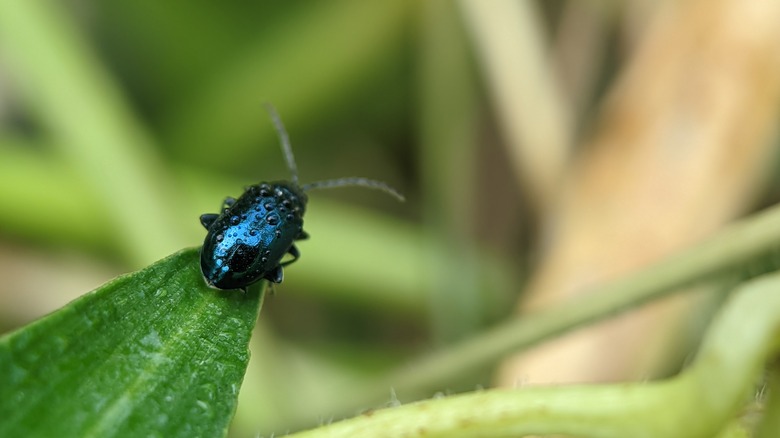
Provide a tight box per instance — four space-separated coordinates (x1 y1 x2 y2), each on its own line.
263 103 299 185
302 178 405 202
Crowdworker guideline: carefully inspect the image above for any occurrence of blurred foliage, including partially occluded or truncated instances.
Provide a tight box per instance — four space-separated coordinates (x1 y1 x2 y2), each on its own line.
1 0 780 436
0 0 515 435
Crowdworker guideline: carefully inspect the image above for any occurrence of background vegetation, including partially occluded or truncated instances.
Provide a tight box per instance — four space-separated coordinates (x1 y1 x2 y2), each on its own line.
1 0 779 436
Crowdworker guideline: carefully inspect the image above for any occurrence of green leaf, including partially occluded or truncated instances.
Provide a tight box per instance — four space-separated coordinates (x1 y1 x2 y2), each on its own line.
0 248 263 437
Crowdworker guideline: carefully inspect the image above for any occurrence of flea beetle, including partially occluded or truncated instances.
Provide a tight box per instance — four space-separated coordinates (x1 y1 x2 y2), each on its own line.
199 104 404 291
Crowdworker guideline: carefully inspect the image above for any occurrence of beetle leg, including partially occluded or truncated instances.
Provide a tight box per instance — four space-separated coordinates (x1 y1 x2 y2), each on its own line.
264 265 284 284
296 230 309 240
199 213 219 229
280 245 300 267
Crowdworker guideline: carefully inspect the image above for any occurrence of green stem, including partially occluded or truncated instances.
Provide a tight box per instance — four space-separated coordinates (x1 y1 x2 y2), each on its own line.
289 269 780 437
756 362 780 438
354 203 780 404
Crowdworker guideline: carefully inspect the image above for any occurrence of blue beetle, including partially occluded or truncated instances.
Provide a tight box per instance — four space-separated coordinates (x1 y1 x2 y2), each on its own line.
199 104 403 291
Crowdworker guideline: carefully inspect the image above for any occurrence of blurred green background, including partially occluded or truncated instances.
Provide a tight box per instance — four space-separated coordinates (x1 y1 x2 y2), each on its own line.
0 1 521 435
3 0 780 436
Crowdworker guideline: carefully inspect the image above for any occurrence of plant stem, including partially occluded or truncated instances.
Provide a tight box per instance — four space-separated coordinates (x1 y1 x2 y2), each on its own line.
289 269 780 437
358 203 780 403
